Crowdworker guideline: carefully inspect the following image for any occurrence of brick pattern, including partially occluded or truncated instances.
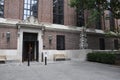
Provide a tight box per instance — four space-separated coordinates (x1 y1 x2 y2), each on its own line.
1 0 119 50
87 34 115 50
4 0 76 26
4 0 23 19
3 0 113 29
0 27 17 49
43 30 80 50
87 34 101 49
0 26 117 50
105 38 114 49
38 0 53 23
64 0 76 26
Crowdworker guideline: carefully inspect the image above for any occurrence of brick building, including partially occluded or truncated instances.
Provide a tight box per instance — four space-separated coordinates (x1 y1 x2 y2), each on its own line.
0 0 120 62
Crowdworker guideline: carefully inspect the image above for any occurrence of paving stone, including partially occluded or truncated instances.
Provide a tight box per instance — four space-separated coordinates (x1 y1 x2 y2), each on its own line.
0 60 120 80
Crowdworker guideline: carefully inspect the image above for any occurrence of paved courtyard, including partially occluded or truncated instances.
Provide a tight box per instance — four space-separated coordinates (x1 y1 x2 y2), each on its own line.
0 60 120 80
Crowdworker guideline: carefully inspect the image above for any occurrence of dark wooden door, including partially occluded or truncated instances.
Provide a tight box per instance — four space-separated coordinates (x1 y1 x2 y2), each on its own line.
22 41 35 61
22 32 38 62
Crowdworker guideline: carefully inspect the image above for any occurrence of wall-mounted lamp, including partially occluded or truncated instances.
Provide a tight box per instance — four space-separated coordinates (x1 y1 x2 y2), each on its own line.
48 35 52 44
18 32 20 37
6 32 10 42
41 24 45 38
17 25 20 37
41 24 45 31
105 14 110 20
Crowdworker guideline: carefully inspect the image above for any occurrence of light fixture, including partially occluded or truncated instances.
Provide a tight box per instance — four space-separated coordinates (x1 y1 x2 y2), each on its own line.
17 25 20 37
105 14 110 20
6 32 10 42
41 24 45 38
48 35 52 44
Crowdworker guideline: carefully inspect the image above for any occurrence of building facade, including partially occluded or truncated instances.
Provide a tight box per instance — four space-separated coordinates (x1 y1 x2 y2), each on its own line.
0 0 120 62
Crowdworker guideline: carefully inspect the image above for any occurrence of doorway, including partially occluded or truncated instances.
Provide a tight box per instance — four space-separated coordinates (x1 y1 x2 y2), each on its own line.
22 32 39 62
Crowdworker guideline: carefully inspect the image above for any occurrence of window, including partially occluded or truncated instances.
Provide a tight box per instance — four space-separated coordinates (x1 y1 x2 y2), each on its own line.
23 0 38 19
95 15 102 29
77 10 85 27
114 39 119 50
95 2 102 29
99 38 105 50
0 0 4 17
56 35 65 50
109 12 115 31
53 0 64 24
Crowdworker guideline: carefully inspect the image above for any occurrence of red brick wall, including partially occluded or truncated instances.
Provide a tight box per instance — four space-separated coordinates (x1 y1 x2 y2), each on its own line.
4 0 76 26
38 0 53 23
3 0 118 29
43 30 80 50
4 0 23 19
87 34 115 50
64 0 76 26
105 38 114 49
0 26 17 49
87 34 100 49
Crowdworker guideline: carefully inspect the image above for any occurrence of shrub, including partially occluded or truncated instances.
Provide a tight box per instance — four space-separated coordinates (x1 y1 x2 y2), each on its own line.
87 52 116 64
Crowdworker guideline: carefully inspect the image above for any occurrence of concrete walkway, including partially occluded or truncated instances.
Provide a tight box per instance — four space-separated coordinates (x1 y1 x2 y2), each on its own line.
0 60 120 80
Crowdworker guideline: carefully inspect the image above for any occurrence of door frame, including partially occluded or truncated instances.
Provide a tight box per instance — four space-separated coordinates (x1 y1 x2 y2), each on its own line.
22 32 39 62
17 27 43 62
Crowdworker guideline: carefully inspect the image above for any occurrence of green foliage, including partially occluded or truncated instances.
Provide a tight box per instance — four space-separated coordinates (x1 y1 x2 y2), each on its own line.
69 0 108 27
105 31 117 37
87 9 100 27
69 0 87 9
87 52 116 64
69 0 120 19
108 0 120 19
105 31 120 38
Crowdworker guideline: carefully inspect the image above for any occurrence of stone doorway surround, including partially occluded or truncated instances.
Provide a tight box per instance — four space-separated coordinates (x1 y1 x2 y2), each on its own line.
17 16 45 62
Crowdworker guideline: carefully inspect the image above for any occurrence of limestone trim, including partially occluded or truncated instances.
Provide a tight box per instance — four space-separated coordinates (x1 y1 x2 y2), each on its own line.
0 17 105 34
17 27 43 62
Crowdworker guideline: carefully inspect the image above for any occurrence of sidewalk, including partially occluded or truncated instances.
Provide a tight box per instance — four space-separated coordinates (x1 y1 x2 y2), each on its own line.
0 60 120 80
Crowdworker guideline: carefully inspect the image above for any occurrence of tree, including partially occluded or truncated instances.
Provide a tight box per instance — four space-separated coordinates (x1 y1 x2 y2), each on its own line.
70 0 120 49
107 0 120 19
70 0 120 27
70 0 87 27
70 0 108 28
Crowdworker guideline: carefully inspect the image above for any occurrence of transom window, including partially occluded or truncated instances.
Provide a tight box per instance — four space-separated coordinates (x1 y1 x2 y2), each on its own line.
0 0 4 17
53 0 64 24
23 0 38 19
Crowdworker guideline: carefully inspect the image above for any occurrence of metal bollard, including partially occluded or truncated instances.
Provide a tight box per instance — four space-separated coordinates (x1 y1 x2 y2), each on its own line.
45 57 47 65
41 52 44 62
28 52 30 66
44 52 47 65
